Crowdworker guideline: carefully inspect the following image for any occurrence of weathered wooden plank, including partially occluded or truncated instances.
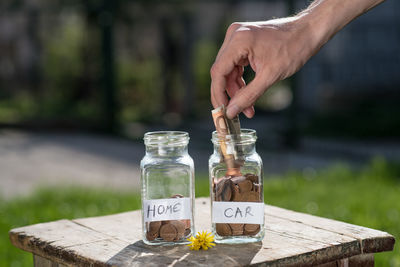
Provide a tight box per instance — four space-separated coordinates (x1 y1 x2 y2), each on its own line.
316 253 374 267
266 215 356 245
9 219 107 252
65 238 130 265
31 248 374 267
9 219 117 266
9 198 394 267
73 198 362 266
348 253 374 267
74 211 142 244
252 230 357 266
34 255 67 267
265 204 395 253
75 210 349 266
103 235 336 267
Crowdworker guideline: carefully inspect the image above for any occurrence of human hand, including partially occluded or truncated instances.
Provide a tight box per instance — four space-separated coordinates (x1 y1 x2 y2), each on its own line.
210 0 385 119
210 18 317 119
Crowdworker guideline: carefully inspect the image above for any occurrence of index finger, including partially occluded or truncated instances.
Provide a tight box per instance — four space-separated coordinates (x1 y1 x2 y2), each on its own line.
210 60 233 108
210 47 247 108
210 68 228 108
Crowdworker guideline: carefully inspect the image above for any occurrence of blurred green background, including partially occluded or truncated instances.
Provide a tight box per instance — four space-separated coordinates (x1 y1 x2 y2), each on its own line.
1 0 399 136
0 0 399 266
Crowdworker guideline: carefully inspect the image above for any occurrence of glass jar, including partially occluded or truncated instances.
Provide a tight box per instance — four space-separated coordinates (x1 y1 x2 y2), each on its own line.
140 131 195 245
209 129 264 244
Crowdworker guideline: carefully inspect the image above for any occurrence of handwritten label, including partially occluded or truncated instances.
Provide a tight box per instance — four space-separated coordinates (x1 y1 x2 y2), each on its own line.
212 201 264 224
143 198 191 222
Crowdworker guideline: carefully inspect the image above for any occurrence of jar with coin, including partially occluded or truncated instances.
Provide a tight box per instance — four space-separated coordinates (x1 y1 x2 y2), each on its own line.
141 131 195 245
209 126 264 243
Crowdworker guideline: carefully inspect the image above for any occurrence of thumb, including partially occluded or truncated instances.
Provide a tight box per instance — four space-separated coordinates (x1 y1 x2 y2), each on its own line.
226 74 268 119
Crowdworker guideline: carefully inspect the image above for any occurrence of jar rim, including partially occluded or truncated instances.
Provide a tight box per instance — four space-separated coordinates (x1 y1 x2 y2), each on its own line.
211 128 257 145
144 131 189 146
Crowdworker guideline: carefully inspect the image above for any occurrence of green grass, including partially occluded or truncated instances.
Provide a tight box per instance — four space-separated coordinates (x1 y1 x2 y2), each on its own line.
264 158 400 267
1 158 399 266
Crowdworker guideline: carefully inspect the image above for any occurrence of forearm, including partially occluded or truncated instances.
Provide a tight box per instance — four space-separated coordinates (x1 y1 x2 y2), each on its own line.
299 0 385 50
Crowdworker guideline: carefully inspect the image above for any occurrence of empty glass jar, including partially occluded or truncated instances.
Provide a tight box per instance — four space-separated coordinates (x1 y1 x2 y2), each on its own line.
209 129 264 244
140 131 195 245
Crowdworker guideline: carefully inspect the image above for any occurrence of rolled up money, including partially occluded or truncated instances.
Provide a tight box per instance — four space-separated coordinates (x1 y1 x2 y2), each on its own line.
211 105 242 176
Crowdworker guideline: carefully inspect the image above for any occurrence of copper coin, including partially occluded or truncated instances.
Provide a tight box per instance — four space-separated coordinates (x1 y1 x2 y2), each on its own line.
184 228 191 237
159 223 177 241
229 223 244 236
181 219 191 229
244 224 261 235
216 223 232 236
237 179 253 193
215 177 233 201
230 184 243 202
230 175 246 184
170 220 185 241
245 173 258 183
146 231 159 241
147 221 161 235
241 191 261 202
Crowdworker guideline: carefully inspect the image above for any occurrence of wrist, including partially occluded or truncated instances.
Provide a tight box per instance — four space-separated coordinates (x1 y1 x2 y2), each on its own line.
297 0 385 51
294 2 339 53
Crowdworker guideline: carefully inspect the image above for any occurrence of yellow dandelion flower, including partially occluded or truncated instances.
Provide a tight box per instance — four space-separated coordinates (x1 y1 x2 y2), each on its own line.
187 231 216 251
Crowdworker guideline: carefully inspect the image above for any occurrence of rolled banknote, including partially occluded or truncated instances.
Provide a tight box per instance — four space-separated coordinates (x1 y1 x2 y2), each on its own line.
211 105 242 176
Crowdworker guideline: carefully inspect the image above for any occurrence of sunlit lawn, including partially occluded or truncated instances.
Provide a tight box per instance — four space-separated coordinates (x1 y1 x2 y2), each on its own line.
1 158 399 266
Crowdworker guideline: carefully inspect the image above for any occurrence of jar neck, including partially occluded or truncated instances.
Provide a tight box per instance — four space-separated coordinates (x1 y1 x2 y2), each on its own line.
211 128 257 156
144 131 189 157
146 145 188 157
213 142 256 155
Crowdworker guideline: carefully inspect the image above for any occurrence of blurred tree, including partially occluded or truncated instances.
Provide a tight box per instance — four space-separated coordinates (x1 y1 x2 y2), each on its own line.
160 16 179 115
98 0 117 133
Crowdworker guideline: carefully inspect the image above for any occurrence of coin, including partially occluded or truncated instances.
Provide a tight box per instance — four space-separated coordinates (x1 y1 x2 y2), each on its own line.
170 221 185 241
241 191 260 202
244 224 260 235
215 177 233 201
147 221 161 235
231 176 246 184
229 223 244 235
237 179 253 193
245 173 258 183
230 183 243 201
181 219 191 229
216 223 232 236
159 223 177 241
146 231 159 241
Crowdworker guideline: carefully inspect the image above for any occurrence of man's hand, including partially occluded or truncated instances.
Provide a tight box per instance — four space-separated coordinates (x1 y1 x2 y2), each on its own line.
210 0 385 119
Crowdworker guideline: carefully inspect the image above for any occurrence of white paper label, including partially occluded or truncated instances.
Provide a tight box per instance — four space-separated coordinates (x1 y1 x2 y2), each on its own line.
212 201 264 224
143 198 191 222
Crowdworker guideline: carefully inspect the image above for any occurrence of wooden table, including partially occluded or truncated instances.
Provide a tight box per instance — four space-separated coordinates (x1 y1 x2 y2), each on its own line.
9 198 395 266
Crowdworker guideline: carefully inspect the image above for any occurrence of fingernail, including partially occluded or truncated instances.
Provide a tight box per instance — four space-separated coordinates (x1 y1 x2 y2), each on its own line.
226 104 240 119
243 108 254 118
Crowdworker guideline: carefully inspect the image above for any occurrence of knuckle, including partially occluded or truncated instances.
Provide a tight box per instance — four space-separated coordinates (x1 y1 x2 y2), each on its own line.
234 28 253 41
210 63 219 78
227 22 241 34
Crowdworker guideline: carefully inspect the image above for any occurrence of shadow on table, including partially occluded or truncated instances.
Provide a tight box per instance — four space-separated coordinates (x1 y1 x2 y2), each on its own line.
106 240 262 266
